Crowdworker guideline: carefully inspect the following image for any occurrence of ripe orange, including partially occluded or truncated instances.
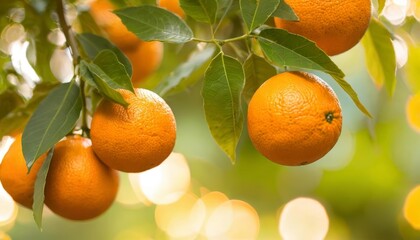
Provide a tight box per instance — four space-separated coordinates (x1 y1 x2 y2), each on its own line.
274 0 371 55
44 136 119 221
89 0 140 50
124 41 164 86
158 0 185 18
90 88 176 173
0 134 46 208
247 72 342 166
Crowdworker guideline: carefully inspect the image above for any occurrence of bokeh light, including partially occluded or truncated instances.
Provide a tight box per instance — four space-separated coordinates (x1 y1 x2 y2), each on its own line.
403 185 420 230
49 48 74 83
392 36 408 68
406 93 420 133
204 199 260 240
382 0 409 25
132 152 191 205
155 193 206 239
0 183 18 232
279 197 329 240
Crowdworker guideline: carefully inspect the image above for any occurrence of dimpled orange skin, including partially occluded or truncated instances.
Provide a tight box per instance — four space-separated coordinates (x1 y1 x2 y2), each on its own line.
247 72 342 166
158 0 185 18
125 41 164 86
0 134 46 208
89 0 140 50
274 0 371 56
44 136 119 221
90 89 176 173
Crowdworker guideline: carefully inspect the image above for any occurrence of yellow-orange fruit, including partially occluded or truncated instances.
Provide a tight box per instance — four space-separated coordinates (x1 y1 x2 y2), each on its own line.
0 134 46 208
274 0 371 55
158 0 185 18
90 89 176 173
247 72 342 166
89 0 140 50
44 136 119 220
124 41 164 86
406 93 420 133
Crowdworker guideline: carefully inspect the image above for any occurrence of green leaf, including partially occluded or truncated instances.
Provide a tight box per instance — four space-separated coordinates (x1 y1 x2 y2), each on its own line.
405 45 420 93
271 0 298 21
114 6 193 43
76 33 132 76
81 61 129 107
32 147 53 230
243 54 277 102
22 81 82 170
377 0 386 14
93 50 134 92
240 0 279 31
180 0 218 24
202 53 245 163
157 46 215 96
258 28 344 77
361 18 396 96
331 75 372 118
258 28 371 117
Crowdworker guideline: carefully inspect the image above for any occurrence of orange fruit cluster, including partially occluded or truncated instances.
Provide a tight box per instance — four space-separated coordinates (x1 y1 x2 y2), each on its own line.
247 72 342 166
274 0 371 55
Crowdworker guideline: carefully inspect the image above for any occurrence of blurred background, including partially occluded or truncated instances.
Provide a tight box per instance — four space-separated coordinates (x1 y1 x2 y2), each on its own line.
1 0 420 239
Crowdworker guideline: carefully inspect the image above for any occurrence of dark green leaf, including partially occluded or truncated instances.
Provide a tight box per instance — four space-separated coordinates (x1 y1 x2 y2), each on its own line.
22 81 82 170
76 33 132 76
83 61 129 107
114 6 193 43
361 18 396 96
180 0 218 24
258 28 344 77
32 147 53 230
243 54 277 102
240 0 279 31
157 46 215 96
202 53 245 163
93 50 134 92
271 0 298 21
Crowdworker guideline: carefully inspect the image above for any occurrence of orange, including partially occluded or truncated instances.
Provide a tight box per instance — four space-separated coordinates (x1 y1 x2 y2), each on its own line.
406 93 420 133
89 0 140 50
44 136 119 220
124 41 164 86
90 88 176 173
247 72 342 166
274 0 371 55
0 134 46 208
404 185 420 230
158 0 185 18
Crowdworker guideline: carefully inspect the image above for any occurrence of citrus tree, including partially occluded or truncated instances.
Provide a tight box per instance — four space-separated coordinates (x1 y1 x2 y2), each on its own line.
0 0 418 238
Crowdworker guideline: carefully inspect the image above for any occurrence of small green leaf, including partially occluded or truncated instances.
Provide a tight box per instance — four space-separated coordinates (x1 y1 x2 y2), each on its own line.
405 45 420 93
83 61 129 107
93 50 134 92
114 6 193 43
258 28 344 77
76 33 132 76
331 75 372 118
271 0 298 21
180 0 218 24
22 81 82 170
243 54 277 102
33 147 53 230
361 18 396 96
202 53 245 163
157 46 215 96
240 0 279 31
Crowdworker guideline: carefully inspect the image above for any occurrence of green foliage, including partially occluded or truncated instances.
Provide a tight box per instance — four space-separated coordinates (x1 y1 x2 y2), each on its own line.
180 0 218 24
404 45 420 93
22 81 82 170
362 18 397 96
202 53 245 163
33 147 53 230
240 0 279 32
271 0 298 21
114 6 193 43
